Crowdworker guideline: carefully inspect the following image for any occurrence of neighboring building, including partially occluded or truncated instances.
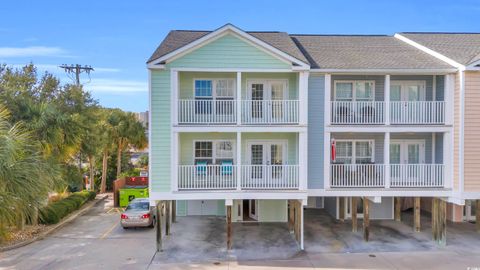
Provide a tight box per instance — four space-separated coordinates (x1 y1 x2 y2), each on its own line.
135 111 149 129
147 24 480 249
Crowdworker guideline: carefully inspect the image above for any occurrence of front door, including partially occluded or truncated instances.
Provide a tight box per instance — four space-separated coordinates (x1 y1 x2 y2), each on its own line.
249 200 258 220
248 80 287 122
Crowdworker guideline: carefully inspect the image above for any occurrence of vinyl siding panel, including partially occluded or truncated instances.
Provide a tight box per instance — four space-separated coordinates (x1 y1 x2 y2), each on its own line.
435 133 444 164
167 34 291 69
176 200 187 216
308 74 325 189
453 73 461 190
464 71 480 191
436 75 445 101
259 200 287 222
150 70 171 192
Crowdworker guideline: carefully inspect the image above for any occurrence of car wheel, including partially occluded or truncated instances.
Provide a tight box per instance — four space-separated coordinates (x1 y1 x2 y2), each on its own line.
122 226 129 230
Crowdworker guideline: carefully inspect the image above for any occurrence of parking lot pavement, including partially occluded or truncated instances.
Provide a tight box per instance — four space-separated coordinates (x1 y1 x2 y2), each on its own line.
2 202 480 270
0 196 156 270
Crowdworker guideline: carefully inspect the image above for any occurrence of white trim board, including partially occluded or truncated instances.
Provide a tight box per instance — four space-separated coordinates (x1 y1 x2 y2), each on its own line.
394 34 464 70
148 24 310 69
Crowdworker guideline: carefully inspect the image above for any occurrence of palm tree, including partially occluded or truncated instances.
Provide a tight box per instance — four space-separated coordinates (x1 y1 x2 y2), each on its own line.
108 110 147 178
0 107 57 238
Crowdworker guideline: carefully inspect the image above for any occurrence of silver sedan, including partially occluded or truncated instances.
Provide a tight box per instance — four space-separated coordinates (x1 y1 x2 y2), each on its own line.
120 198 156 229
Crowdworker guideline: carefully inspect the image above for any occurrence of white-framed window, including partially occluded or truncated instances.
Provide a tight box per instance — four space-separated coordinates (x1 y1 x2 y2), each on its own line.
335 140 374 164
334 81 375 101
194 140 235 164
194 79 235 99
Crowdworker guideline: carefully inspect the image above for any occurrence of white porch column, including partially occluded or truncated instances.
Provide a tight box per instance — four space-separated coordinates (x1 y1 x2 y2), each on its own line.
443 131 453 189
384 132 391 188
300 199 305 250
236 72 242 125
324 132 331 189
324 74 331 126
298 71 309 125
171 131 179 191
298 131 308 190
171 70 179 125
236 132 242 190
384 75 390 125
444 74 455 126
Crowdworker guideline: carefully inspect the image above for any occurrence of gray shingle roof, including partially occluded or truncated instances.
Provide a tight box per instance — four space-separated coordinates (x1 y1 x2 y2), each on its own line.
400 33 480 65
289 35 453 69
147 30 308 64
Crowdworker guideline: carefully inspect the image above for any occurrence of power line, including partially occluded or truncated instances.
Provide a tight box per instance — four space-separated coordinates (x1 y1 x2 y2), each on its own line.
59 64 94 86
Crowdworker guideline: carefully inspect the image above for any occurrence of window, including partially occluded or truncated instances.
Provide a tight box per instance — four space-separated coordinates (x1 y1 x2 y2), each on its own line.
194 140 235 165
335 140 374 164
195 141 213 164
334 81 374 101
195 79 235 99
195 80 213 98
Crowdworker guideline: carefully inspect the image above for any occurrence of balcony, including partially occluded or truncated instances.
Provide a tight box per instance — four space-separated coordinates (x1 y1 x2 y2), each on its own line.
330 101 445 125
177 99 299 125
177 164 299 190
330 164 445 188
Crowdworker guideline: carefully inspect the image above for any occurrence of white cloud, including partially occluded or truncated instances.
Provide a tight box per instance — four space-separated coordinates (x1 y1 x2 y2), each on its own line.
0 46 70 58
87 78 147 93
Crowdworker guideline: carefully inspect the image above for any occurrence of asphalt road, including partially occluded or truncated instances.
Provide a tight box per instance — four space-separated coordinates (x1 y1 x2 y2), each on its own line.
0 196 156 270
2 197 480 270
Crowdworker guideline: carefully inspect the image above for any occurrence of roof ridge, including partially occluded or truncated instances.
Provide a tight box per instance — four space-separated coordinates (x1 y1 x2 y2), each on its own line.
290 34 390 37
400 32 480 35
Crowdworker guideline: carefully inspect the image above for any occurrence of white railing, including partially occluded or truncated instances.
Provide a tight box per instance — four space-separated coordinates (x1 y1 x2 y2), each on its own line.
390 101 445 124
178 165 237 190
242 100 299 124
331 164 386 188
241 165 299 189
178 99 236 124
331 101 384 124
330 164 445 188
390 164 444 188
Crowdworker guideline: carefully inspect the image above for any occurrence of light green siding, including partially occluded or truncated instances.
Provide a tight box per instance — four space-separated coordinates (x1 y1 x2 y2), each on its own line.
178 71 299 100
167 34 291 69
217 200 226 216
176 200 187 216
259 200 287 222
178 132 298 165
151 70 171 192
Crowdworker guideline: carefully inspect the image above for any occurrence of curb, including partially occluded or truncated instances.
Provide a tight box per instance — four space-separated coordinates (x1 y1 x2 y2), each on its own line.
0 194 109 252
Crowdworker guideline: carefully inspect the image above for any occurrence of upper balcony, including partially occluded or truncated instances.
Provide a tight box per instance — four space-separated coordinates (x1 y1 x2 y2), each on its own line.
173 71 308 127
326 75 453 126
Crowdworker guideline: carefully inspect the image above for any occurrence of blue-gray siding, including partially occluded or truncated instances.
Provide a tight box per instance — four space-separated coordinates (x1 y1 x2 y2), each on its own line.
331 132 441 164
308 74 325 189
436 75 445 101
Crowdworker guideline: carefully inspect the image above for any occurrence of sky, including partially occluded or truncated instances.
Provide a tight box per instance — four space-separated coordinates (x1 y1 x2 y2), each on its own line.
0 0 478 112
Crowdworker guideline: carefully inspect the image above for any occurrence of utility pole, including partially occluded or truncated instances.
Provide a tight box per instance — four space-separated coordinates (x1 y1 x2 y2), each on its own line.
59 64 94 191
59 64 94 86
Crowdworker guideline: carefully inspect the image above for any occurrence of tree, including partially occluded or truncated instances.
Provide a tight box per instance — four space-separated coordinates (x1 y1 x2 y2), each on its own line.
0 107 58 237
108 110 147 179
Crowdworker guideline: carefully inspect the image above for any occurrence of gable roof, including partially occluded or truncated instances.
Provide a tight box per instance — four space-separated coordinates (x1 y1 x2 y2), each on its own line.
399 33 480 66
289 35 452 69
147 26 308 65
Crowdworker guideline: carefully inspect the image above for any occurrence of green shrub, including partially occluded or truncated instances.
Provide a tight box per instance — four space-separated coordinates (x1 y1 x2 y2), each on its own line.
39 191 97 224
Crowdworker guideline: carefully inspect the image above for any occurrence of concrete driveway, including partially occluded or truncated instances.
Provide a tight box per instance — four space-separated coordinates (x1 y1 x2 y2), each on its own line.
2 199 480 270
